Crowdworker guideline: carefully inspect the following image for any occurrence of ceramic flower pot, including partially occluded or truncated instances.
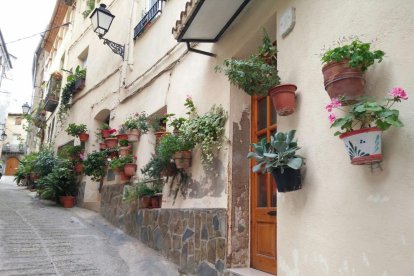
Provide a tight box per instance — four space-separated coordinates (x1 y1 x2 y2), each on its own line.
322 60 365 103
78 133 89 142
99 142 107 150
119 147 130 157
173 150 192 169
74 163 83 174
116 134 128 141
126 129 140 142
339 127 382 165
268 84 297 116
101 129 111 139
124 163 137 177
60 196 76 208
271 167 302 193
104 138 118 149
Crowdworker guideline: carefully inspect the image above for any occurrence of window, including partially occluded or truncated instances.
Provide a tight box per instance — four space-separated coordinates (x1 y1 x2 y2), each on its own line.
133 0 163 39
78 47 89 69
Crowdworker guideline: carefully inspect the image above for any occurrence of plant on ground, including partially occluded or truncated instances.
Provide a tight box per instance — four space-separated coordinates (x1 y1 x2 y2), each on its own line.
326 87 408 136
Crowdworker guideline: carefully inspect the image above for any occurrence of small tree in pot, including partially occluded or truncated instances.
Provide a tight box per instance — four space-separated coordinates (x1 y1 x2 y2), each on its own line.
248 130 305 193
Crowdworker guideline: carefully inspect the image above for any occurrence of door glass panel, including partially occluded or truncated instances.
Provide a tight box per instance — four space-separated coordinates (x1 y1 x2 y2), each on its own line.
258 98 267 130
257 173 268 207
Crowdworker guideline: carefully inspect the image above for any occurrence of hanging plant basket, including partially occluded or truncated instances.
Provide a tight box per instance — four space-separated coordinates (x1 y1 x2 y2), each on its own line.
126 129 140 142
74 78 86 93
60 196 76 208
322 60 365 103
124 163 137 176
339 127 382 165
119 147 130 157
271 167 302 193
104 138 118 149
173 150 192 169
268 84 297 116
78 133 89 142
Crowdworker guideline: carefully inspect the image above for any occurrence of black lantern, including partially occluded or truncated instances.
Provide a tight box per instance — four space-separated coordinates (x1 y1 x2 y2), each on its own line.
1 132 7 141
90 4 124 59
22 102 31 115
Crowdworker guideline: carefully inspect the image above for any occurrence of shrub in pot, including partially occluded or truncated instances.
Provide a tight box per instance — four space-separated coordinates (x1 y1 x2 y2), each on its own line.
149 114 172 142
247 130 305 193
84 150 108 181
123 112 149 142
158 134 195 169
321 38 385 102
326 87 407 164
66 123 89 142
124 178 163 208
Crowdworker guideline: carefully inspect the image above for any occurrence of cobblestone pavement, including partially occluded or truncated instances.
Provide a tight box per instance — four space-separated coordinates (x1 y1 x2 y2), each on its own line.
0 176 181 276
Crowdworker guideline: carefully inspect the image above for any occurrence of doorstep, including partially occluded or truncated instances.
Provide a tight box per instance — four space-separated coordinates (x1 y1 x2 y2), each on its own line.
227 268 275 276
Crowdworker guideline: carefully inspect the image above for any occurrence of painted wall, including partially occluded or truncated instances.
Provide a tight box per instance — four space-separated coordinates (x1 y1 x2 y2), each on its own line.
274 0 414 275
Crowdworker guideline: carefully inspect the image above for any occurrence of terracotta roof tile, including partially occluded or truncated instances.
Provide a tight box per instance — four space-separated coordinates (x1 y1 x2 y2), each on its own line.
171 0 200 40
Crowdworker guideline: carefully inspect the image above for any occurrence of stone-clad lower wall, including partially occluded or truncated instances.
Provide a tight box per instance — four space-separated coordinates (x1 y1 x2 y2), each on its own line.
100 184 227 275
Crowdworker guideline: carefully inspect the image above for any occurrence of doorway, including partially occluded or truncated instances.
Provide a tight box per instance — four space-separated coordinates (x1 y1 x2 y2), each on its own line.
250 95 277 274
5 157 19 176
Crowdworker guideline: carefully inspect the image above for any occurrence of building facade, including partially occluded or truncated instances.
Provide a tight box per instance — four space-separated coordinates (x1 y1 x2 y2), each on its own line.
1 113 26 176
30 0 414 275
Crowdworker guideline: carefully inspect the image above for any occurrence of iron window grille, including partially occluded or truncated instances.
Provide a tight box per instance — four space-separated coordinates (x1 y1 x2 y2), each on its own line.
133 0 163 39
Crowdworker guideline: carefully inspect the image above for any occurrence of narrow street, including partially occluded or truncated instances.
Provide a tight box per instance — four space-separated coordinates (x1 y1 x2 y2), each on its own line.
0 176 181 276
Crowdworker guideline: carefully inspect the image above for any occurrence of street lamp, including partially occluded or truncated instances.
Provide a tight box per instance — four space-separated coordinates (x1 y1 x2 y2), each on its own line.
22 102 31 115
1 132 7 141
90 4 125 60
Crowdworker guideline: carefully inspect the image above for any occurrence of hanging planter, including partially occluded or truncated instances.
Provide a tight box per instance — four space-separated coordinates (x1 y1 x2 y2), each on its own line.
140 195 151 208
119 171 131 183
116 134 128 141
124 163 137 177
268 84 297 116
74 78 86 93
119 147 130 157
78 133 89 142
271 167 302 193
104 138 118 149
60 196 76 208
126 129 140 142
173 150 192 169
339 127 382 165
150 194 162 208
322 60 365 103
101 129 111 139
99 142 107 150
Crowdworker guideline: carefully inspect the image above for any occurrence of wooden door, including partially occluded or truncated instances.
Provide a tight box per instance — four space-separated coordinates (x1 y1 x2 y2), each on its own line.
5 157 19 175
251 96 277 274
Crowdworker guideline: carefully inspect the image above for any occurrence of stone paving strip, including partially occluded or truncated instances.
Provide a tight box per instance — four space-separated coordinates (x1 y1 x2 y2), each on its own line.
0 176 182 276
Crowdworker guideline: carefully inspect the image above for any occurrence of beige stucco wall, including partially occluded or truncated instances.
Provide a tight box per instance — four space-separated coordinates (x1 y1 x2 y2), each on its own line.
274 0 414 275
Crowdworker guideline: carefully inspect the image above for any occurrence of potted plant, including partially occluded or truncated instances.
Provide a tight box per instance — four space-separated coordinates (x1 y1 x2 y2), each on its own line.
247 130 305 193
84 151 108 181
326 87 407 164
116 126 129 141
65 123 89 142
158 134 195 169
149 114 171 142
71 66 87 93
321 38 385 102
98 123 112 139
124 156 138 177
127 178 163 208
104 129 118 148
123 111 149 142
119 139 131 156
109 155 133 174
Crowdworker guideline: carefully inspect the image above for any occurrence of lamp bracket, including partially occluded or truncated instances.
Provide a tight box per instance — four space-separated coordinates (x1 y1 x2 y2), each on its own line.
186 42 216 57
102 38 125 60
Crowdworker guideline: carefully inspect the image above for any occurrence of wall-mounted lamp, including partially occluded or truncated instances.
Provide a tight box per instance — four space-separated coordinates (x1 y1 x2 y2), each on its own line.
22 102 31 115
90 4 125 60
1 132 7 141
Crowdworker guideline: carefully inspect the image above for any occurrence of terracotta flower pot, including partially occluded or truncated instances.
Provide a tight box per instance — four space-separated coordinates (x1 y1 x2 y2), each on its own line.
60 196 76 208
150 194 162 209
101 129 111 139
116 134 128 141
99 142 107 150
119 171 131 183
119 147 130 156
268 84 297 116
104 138 118 149
339 127 382 165
322 60 365 103
173 150 192 169
140 196 151 208
271 167 302 193
126 129 140 142
124 163 137 177
74 163 83 174
78 133 89 142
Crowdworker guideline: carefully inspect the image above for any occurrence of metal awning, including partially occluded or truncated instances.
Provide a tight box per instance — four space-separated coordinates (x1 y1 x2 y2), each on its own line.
172 0 250 43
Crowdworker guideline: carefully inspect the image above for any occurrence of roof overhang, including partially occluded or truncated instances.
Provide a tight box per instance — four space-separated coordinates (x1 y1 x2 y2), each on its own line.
172 0 250 43
43 1 69 52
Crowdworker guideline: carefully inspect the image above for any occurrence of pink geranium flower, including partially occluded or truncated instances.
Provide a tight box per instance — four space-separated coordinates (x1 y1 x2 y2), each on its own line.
328 113 337 124
325 98 342 112
389 87 408 100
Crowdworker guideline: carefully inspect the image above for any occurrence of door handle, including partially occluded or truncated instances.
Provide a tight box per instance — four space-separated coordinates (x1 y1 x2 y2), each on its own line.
267 210 277 216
